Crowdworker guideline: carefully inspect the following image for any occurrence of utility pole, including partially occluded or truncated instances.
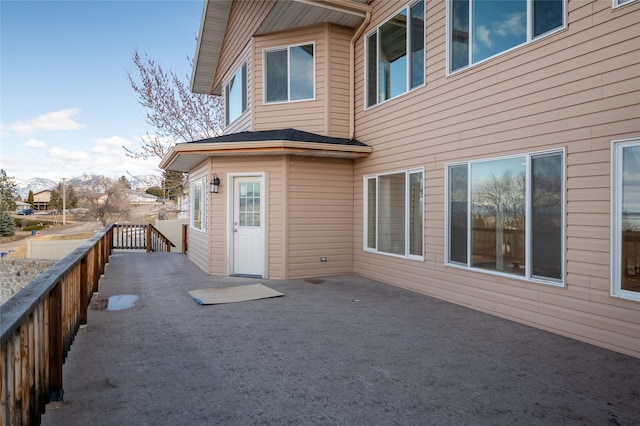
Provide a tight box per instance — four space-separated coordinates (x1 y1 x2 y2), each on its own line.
62 178 66 226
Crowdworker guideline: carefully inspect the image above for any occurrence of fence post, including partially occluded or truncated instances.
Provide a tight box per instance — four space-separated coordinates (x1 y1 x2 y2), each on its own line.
182 224 188 254
146 225 151 253
48 284 63 402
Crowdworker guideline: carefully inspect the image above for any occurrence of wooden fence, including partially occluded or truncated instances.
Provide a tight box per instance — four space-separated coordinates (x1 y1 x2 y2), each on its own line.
112 224 175 252
1 225 113 425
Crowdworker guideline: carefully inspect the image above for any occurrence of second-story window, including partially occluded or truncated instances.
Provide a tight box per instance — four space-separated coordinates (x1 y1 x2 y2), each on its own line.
449 0 565 73
366 0 425 108
264 43 314 103
225 63 247 126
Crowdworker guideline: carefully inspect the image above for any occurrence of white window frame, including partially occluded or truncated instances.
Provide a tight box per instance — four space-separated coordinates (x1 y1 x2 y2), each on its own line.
444 149 565 286
364 0 425 109
224 62 247 127
611 137 640 302
613 0 636 8
263 42 315 104
363 168 424 261
446 0 566 75
190 178 206 232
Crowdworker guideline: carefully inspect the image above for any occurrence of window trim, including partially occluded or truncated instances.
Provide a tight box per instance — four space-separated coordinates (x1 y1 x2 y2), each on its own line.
444 149 566 286
363 167 425 261
364 0 426 110
611 137 640 302
263 42 316 104
613 0 636 8
224 62 248 127
446 0 567 75
190 178 207 232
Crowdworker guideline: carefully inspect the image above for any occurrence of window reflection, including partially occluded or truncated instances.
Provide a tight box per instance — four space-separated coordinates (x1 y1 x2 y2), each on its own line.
622 145 640 292
471 157 526 275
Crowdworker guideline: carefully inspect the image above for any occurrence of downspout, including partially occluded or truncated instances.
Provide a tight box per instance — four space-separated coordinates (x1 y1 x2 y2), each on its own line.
349 9 371 140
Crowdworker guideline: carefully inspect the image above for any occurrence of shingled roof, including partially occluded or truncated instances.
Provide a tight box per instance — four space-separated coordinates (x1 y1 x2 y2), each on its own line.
189 128 368 147
159 128 372 172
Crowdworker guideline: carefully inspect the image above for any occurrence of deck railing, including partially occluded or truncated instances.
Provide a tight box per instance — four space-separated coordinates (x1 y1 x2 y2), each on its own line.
1 224 113 425
112 224 175 252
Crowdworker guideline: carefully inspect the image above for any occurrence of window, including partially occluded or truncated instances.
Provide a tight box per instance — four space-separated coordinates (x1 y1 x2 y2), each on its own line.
190 179 206 231
225 63 247 126
364 169 424 259
449 0 565 73
614 0 636 7
366 0 425 108
446 150 564 285
611 138 640 302
264 43 314 103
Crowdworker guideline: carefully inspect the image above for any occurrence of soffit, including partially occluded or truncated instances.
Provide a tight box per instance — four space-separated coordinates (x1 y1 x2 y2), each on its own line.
191 0 371 95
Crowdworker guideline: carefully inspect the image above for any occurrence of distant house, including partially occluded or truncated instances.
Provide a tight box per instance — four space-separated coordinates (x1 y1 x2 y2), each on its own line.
160 0 640 358
15 201 31 213
125 190 159 205
33 190 52 211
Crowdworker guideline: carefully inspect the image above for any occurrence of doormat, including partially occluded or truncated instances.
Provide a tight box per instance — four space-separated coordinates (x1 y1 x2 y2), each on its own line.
188 283 284 305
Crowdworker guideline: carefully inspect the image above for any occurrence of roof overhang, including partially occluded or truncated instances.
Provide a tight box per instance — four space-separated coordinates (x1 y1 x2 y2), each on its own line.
160 139 373 173
191 0 372 95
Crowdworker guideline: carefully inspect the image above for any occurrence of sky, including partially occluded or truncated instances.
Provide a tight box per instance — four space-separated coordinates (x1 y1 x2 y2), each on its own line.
0 0 205 183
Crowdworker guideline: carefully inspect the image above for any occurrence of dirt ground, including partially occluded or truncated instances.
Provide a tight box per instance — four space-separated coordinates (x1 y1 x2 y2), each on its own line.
0 202 179 257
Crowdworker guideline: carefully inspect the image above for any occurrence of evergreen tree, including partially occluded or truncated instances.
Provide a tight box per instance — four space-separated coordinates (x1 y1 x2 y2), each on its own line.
50 183 78 211
0 211 16 236
0 169 18 212
27 190 35 208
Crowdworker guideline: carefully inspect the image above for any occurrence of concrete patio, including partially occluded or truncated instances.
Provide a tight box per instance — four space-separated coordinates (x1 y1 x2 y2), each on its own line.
41 252 640 425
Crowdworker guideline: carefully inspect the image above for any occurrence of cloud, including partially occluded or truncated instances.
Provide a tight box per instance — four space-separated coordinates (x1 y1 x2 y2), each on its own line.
477 26 492 48
494 12 526 38
49 146 91 162
3 108 84 137
24 138 47 148
92 136 132 156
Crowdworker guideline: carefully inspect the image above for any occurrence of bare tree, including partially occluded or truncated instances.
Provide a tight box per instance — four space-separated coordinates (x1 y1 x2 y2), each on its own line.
78 176 131 226
125 49 223 161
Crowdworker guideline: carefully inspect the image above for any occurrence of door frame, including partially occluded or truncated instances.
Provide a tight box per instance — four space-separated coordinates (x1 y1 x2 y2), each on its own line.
226 172 267 277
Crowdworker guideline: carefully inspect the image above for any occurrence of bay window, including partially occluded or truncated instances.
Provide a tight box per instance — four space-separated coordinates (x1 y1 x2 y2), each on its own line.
366 0 425 108
611 138 640 302
225 63 247 126
190 179 206 231
265 43 314 103
446 150 564 284
449 0 565 73
365 169 424 259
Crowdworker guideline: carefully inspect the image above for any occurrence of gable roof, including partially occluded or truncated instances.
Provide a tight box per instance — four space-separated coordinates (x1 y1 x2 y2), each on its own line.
191 0 372 95
159 128 372 172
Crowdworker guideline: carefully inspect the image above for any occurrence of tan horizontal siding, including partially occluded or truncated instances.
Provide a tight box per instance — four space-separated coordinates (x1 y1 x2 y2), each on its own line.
214 0 274 92
351 0 640 357
287 156 354 278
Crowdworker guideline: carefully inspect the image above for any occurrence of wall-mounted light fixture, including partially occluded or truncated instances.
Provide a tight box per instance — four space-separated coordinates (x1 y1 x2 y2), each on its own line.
210 174 221 193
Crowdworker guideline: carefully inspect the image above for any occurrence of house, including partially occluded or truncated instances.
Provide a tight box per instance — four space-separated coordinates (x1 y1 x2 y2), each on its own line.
33 189 52 211
125 189 159 204
160 0 640 358
15 200 31 213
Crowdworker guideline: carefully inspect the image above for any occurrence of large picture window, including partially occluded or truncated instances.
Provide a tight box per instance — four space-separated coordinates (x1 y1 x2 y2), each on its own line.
225 63 247 126
264 43 314 103
611 138 640 302
446 150 564 285
366 0 424 108
364 169 424 259
449 0 565 73
190 179 206 231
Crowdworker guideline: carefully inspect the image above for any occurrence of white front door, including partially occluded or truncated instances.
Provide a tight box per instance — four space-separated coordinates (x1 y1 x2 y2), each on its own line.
232 176 265 277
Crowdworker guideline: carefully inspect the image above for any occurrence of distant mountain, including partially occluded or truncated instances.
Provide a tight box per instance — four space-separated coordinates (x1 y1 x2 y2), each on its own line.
14 177 57 199
14 174 163 199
